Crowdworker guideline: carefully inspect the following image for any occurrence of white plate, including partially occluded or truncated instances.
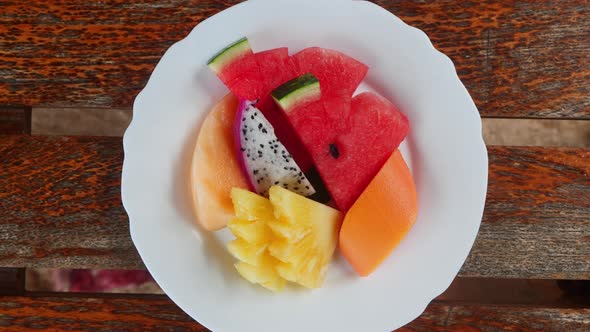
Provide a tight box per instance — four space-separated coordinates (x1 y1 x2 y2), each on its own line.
122 0 488 331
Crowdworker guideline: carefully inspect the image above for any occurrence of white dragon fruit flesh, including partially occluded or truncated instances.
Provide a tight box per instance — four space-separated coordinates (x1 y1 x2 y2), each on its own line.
233 99 316 197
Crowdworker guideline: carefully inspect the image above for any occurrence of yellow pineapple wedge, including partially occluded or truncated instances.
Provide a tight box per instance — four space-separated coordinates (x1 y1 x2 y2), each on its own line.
227 188 285 292
267 186 343 288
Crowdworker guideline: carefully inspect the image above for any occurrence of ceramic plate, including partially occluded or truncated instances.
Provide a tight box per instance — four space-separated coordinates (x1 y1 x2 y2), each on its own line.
122 0 488 331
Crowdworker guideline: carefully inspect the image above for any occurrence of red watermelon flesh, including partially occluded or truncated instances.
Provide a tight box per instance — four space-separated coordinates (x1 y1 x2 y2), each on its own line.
292 47 368 97
224 48 295 101
254 48 296 92
218 52 267 101
256 96 314 171
214 47 254 85
286 92 410 211
253 48 314 172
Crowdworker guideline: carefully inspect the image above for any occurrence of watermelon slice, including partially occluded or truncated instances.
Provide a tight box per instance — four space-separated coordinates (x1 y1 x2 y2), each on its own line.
208 39 315 172
279 91 410 211
292 47 368 97
207 38 266 100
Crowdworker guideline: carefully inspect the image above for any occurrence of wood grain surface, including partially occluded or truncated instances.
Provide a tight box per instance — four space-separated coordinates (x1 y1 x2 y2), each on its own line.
462 146 590 279
0 1 588 118
0 135 141 269
0 136 588 278
0 295 588 331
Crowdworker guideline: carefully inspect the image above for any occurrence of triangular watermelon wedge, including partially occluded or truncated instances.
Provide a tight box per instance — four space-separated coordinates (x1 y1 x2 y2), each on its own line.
273 75 409 211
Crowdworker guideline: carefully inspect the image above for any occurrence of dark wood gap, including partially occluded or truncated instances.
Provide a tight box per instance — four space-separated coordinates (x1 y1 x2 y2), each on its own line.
18 271 590 308
24 106 32 135
0 107 28 135
439 277 590 308
22 291 168 300
0 268 26 296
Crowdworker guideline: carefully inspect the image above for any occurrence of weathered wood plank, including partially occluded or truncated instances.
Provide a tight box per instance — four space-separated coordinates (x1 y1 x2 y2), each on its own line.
0 136 588 278
0 136 141 269
0 1 588 118
401 303 590 332
461 146 590 279
376 0 590 119
0 295 204 331
0 295 588 331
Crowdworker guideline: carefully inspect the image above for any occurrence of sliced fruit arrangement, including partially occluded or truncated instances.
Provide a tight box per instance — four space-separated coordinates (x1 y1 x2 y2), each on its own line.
233 99 315 197
227 186 342 291
208 38 314 175
274 80 409 211
198 37 417 288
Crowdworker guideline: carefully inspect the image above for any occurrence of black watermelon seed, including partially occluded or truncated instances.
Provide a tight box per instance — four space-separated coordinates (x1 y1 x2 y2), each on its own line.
253 170 259 175
250 115 254 120
294 187 299 190
297 180 302 184
260 144 264 148
274 181 279 185
262 129 268 134
329 144 340 159
305 186 310 189
258 123 263 130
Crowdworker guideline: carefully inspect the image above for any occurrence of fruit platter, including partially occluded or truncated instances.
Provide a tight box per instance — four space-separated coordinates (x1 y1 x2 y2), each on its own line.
122 1 488 331
193 36 418 290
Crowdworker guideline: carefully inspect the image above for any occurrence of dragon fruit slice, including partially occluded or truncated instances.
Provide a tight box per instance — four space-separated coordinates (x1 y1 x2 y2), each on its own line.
233 99 316 197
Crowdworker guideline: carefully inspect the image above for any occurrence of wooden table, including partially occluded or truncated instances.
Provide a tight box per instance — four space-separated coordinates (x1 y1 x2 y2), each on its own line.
1 1 589 331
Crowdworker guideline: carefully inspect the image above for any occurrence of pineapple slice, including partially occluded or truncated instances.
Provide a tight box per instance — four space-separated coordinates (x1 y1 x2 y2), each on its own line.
267 186 343 288
227 239 267 266
228 218 272 244
227 188 286 292
234 253 285 292
231 187 276 220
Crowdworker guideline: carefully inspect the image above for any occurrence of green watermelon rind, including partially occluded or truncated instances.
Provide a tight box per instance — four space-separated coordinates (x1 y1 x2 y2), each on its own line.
207 37 251 73
272 73 321 112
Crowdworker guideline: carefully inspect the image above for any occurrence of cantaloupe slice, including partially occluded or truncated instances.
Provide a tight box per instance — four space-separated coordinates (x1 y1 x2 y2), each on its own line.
339 150 418 276
190 94 249 231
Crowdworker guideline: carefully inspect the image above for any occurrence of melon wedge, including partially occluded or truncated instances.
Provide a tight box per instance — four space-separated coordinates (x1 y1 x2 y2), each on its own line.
339 150 418 276
191 94 249 231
